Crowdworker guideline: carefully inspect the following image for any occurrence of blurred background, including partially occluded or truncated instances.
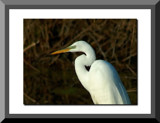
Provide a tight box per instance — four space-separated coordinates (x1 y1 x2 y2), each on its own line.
24 19 137 105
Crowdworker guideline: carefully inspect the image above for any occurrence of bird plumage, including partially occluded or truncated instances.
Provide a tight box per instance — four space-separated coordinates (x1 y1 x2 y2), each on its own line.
51 41 131 104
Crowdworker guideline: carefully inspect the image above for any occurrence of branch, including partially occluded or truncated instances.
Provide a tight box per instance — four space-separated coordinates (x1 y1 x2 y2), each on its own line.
24 40 40 52
24 93 38 104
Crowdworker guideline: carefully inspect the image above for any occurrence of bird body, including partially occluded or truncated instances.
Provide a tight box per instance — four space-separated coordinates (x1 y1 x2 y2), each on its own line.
51 41 131 104
88 60 130 104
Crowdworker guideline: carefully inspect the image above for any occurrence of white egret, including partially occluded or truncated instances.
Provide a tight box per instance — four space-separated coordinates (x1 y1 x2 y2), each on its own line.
51 41 131 104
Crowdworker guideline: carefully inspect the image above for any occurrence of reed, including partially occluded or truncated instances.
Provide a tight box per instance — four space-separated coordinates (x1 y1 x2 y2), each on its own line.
24 19 137 105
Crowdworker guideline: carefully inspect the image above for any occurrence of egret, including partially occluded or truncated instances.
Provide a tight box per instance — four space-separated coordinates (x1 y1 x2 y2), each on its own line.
51 41 131 104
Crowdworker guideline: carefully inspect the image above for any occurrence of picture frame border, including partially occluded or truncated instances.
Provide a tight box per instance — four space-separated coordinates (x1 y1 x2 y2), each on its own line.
0 0 159 121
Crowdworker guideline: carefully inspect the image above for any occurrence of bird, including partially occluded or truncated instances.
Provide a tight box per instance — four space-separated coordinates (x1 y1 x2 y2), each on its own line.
51 41 131 104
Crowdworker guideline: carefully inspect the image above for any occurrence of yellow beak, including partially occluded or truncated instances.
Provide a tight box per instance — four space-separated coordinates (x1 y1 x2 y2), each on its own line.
50 48 70 55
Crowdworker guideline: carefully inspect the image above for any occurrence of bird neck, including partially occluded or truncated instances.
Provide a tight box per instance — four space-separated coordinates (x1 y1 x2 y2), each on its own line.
75 46 96 91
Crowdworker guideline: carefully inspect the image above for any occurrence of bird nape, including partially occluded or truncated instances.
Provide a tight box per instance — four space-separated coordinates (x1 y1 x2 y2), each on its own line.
51 41 131 104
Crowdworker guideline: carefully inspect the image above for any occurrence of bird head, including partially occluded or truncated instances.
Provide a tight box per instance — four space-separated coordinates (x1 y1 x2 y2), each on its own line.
50 41 87 55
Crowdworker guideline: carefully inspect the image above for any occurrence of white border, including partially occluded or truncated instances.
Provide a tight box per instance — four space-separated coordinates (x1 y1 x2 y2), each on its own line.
9 9 151 114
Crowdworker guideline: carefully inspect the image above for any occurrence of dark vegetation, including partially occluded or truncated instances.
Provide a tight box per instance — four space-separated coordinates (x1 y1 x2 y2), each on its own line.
24 19 137 105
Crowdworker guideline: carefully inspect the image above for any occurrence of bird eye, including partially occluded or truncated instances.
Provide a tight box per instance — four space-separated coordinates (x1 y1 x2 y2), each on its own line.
69 45 76 49
72 45 76 49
